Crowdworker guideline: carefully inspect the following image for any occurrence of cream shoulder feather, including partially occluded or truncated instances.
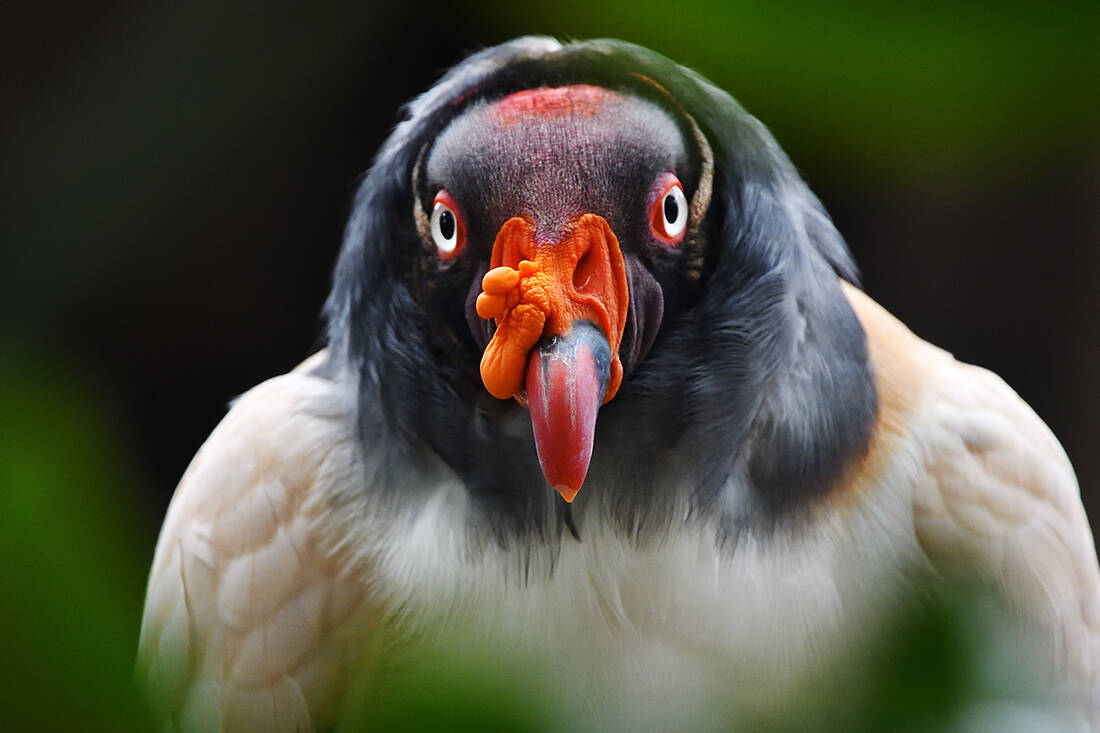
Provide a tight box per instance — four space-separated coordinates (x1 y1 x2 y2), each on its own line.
846 283 1100 717
137 353 380 732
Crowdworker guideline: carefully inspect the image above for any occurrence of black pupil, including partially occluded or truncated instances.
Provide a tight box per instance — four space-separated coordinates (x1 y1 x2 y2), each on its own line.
663 192 679 224
439 209 456 240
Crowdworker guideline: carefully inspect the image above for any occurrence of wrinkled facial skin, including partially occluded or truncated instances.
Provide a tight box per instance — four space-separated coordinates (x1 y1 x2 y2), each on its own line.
418 86 699 376
425 86 689 246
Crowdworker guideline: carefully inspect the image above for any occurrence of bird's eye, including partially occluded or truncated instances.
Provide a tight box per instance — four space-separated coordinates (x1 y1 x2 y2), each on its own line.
431 190 465 259
649 176 688 246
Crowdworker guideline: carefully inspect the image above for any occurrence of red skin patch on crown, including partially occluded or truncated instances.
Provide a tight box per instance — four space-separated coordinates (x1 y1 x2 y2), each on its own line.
491 85 620 126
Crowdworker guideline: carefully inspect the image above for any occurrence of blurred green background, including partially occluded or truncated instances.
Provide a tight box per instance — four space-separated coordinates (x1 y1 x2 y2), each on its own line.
1 1 1097 729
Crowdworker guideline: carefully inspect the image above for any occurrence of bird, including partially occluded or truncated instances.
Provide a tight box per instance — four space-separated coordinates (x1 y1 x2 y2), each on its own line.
138 37 1100 730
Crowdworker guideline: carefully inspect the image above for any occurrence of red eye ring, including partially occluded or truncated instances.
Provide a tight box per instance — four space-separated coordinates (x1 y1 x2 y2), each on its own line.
649 174 688 247
431 189 466 260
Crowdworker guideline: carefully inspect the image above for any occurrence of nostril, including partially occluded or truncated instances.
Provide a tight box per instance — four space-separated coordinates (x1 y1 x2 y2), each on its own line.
573 247 598 292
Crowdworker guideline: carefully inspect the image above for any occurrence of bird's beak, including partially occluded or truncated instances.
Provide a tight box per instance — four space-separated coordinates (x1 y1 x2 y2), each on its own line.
476 214 629 502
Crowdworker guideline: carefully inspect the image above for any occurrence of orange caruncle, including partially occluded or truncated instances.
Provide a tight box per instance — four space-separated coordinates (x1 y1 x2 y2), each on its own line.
477 214 629 404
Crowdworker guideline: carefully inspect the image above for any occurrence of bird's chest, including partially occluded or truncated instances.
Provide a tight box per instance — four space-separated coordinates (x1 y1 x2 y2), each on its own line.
371 480 924 712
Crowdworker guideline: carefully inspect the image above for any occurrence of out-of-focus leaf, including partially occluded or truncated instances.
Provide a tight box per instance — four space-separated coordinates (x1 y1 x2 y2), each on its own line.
0 340 154 731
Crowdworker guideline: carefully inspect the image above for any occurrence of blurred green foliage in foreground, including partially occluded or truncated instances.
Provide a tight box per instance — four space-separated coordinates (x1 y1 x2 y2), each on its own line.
0 343 1062 731
0 343 154 731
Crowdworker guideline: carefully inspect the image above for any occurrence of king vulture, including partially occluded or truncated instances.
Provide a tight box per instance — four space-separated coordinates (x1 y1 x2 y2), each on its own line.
139 37 1100 731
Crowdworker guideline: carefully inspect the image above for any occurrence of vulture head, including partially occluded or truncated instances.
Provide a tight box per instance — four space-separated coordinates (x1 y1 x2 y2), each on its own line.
325 37 877 543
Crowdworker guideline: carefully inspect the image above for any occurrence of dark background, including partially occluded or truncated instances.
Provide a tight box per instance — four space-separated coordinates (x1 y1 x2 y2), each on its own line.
0 2 1097 727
